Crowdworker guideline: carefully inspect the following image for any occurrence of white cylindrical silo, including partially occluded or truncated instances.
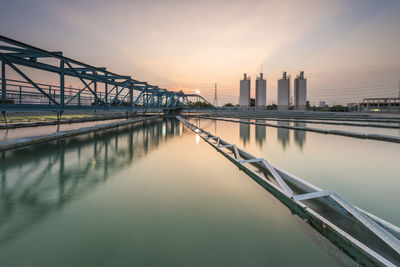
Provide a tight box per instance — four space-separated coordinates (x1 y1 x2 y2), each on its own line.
240 73 251 108
278 72 290 111
255 73 266 109
294 71 307 110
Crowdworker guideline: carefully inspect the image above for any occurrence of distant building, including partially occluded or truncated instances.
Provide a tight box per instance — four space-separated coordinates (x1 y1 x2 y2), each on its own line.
255 73 266 109
239 73 251 108
357 97 400 112
319 101 327 108
278 72 290 111
294 71 307 110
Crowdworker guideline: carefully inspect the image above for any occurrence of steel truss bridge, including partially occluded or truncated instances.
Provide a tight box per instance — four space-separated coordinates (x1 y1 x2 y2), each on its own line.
0 35 211 115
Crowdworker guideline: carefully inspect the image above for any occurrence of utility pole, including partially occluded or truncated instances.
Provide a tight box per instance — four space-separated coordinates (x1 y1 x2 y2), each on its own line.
214 83 218 107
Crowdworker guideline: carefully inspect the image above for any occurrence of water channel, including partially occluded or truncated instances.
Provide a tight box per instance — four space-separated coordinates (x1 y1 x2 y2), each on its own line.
1 118 387 266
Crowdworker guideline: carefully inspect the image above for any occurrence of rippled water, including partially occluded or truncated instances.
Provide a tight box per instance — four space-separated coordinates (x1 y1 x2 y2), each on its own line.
0 118 359 266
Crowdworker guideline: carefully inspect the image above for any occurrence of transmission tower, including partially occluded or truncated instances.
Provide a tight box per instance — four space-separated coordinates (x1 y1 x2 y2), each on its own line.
214 83 218 106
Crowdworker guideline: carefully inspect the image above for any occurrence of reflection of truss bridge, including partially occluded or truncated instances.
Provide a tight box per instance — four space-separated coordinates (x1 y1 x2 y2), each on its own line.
0 36 211 113
0 118 181 246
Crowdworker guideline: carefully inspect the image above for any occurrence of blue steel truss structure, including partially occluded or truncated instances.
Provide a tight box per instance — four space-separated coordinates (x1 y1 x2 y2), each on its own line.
0 35 212 114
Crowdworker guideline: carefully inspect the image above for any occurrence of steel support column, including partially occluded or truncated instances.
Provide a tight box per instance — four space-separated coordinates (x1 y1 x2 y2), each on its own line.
60 60 65 106
1 60 5 103
105 73 108 106
94 81 97 105
129 86 133 108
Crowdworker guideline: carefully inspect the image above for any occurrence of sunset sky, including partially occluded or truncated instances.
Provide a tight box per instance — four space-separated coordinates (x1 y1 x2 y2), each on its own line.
1 0 400 105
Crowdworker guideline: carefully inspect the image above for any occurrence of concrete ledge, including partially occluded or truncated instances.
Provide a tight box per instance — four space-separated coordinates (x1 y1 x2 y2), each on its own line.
202 115 400 129
190 115 400 143
0 116 160 152
0 113 161 129
185 110 400 122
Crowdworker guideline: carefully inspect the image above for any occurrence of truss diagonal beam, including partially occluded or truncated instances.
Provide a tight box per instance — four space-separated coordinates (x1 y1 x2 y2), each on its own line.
0 54 59 105
65 61 102 104
117 91 130 107
65 81 94 105
110 80 130 105
330 193 400 255
132 86 147 108
292 190 331 201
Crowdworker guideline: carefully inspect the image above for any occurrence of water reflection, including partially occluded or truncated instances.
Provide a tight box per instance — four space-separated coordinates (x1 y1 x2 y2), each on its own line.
255 119 266 146
294 122 306 150
0 119 180 247
277 121 289 149
193 118 216 132
240 119 250 145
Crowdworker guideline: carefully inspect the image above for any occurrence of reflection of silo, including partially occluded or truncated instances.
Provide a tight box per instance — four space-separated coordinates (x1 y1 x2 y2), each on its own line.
255 73 266 109
294 71 307 110
239 119 250 145
277 121 289 149
255 119 266 146
278 72 290 111
294 122 306 149
240 73 251 108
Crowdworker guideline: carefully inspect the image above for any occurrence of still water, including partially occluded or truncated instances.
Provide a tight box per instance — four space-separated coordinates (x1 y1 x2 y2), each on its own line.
0 119 356 266
194 118 400 226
